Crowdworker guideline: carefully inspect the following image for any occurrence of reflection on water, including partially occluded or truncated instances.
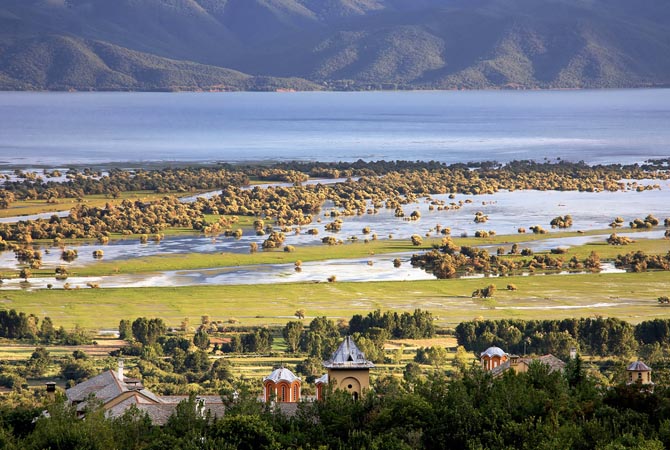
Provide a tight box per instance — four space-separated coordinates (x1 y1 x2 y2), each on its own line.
0 255 625 290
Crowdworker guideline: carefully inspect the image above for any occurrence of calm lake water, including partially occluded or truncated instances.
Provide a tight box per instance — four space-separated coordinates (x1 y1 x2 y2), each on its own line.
1 89 669 166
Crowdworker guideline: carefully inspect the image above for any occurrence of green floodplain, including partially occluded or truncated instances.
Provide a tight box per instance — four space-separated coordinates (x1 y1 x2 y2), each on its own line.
0 160 669 332
3 270 669 330
0 222 669 330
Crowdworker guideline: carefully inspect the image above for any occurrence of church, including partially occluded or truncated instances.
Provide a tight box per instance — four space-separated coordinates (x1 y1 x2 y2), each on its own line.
63 335 375 423
261 335 375 404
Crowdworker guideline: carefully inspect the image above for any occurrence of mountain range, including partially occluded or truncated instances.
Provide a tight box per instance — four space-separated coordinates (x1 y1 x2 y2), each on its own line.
1 0 669 91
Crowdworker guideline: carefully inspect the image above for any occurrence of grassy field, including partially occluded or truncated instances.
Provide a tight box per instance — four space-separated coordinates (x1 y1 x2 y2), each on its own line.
2 271 669 331
0 339 124 361
72 238 425 276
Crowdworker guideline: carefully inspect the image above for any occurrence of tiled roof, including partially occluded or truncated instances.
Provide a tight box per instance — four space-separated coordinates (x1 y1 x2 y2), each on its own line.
627 361 651 371
105 398 226 426
536 354 567 372
488 354 566 377
315 374 329 385
490 360 511 377
263 367 300 383
66 370 125 404
323 336 374 369
517 354 566 373
66 368 226 425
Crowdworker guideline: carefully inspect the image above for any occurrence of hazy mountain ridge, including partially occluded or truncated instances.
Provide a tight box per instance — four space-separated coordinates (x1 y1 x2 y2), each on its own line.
1 0 669 90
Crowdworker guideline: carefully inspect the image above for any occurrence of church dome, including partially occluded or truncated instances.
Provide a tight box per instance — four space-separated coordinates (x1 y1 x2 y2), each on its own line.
263 367 300 383
480 346 507 358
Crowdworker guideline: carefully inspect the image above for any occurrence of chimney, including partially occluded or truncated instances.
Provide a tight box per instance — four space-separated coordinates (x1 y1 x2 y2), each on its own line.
117 359 124 380
45 382 56 401
569 347 577 360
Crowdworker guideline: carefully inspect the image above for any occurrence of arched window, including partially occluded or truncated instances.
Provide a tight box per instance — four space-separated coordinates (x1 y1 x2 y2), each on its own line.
265 383 273 402
281 385 287 402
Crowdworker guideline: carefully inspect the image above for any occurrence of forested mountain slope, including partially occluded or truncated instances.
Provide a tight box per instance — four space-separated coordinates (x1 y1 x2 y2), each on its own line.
1 0 669 90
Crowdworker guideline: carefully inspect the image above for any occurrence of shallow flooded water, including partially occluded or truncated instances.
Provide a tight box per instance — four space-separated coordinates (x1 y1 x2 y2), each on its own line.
0 186 667 287
0 254 625 290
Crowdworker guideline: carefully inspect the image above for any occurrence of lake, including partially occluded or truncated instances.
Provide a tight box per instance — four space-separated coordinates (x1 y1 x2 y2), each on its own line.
1 89 669 166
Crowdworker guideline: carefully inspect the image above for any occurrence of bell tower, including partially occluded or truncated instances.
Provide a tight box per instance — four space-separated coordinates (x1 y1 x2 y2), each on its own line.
321 336 374 400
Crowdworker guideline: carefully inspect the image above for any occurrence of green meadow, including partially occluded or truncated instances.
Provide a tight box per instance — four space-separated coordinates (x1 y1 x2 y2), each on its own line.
2 270 669 331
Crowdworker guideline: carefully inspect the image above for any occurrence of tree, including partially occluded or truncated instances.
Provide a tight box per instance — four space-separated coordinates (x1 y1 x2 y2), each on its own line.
193 329 210 350
584 251 601 270
295 309 306 319
27 347 50 376
426 346 448 368
131 317 166 346
353 334 385 363
472 284 497 298
18 268 31 281
211 415 279 450
164 395 209 440
39 317 55 344
302 316 341 359
411 234 423 246
118 319 132 340
453 345 470 370
283 321 303 353
183 350 211 372
61 359 96 382
160 336 191 355
61 249 78 262
210 358 234 382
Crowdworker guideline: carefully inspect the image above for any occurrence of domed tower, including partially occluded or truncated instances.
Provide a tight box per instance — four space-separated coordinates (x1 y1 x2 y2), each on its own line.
627 361 653 386
322 336 374 400
480 346 508 371
263 367 301 403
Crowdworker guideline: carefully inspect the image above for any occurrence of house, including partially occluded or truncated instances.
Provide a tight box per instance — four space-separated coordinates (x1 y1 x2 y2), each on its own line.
64 360 225 425
316 336 374 401
480 346 566 377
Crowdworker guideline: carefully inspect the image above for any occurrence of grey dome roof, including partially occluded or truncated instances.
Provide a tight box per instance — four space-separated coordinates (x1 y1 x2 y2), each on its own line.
480 346 507 358
263 367 300 383
627 361 651 371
